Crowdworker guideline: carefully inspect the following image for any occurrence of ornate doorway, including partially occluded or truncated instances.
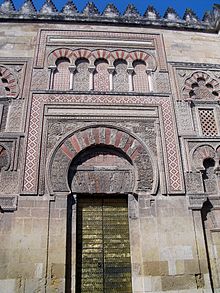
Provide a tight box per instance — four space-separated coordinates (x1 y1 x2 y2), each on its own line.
48 126 156 292
75 195 132 293
68 145 134 292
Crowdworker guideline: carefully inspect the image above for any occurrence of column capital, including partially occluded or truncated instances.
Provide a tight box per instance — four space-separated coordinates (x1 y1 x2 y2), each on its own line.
127 67 134 75
69 65 76 73
48 65 57 72
107 67 115 74
88 66 96 73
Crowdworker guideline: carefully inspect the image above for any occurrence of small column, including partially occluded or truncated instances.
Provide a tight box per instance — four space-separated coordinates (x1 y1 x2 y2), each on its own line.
147 70 153 92
127 68 134 92
69 65 76 90
48 65 56 90
88 66 95 91
107 67 115 91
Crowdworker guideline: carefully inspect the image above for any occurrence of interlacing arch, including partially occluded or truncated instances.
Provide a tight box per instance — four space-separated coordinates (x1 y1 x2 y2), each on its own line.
183 71 220 100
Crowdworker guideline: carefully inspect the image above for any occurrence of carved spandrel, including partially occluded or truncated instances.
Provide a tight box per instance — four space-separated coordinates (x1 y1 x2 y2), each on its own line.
186 172 204 194
31 68 49 90
6 100 23 132
153 72 171 93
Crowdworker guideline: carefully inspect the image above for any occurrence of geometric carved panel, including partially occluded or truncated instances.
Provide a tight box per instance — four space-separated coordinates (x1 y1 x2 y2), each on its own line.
198 109 218 137
22 94 184 195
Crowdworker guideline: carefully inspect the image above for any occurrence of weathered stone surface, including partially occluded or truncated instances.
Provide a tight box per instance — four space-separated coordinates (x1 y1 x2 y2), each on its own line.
39 0 57 14
0 0 15 13
183 8 199 23
164 7 180 21
102 3 120 17
123 4 141 19
82 2 99 17
143 5 160 20
0 4 220 293
61 0 78 15
19 0 36 14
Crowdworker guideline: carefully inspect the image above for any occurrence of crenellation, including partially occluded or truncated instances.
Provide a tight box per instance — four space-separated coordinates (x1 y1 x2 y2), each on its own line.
0 1 218 32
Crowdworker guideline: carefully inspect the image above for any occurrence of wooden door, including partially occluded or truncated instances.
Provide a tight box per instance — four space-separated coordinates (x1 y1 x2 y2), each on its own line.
76 196 132 293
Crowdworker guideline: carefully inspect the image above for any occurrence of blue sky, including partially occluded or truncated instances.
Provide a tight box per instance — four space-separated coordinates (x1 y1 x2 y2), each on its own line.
2 0 220 19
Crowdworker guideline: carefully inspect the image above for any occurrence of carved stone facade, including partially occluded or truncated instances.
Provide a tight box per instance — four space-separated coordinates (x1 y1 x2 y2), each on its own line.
0 2 220 293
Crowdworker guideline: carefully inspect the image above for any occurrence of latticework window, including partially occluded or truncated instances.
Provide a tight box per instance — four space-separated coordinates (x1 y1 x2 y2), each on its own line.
199 109 218 136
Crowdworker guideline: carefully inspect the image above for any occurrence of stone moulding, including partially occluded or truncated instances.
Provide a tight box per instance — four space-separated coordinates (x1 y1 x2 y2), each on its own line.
0 1 219 32
21 93 184 195
0 195 17 212
188 194 220 210
34 30 167 71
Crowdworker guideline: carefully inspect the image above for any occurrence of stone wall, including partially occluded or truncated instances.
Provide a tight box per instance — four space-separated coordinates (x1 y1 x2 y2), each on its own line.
0 18 220 293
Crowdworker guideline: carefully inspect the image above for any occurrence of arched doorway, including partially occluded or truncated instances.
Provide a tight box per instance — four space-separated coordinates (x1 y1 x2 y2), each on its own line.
68 145 134 293
48 125 157 292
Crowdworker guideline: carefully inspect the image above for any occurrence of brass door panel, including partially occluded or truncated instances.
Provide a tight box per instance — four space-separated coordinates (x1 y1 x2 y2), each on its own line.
76 196 132 293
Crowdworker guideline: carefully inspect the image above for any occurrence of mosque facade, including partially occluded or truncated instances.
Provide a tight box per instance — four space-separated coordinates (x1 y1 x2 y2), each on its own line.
0 1 220 292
